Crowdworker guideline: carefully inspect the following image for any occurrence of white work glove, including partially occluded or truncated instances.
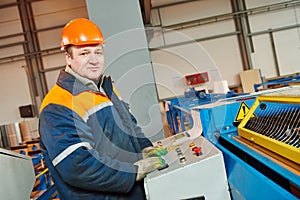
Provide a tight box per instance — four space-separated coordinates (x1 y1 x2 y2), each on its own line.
142 146 168 159
134 157 166 181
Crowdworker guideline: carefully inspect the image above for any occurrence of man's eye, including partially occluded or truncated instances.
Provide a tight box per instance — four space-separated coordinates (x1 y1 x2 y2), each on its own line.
96 51 103 55
80 52 88 56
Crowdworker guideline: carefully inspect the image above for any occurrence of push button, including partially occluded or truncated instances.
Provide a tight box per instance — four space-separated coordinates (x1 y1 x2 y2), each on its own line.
192 146 202 156
179 156 187 163
189 142 195 147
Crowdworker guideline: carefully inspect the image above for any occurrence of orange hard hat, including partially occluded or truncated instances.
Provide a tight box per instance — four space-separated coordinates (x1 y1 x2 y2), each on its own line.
60 18 105 50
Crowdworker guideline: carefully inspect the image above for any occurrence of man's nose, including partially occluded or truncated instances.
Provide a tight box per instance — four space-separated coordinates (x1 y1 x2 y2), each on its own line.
88 53 100 63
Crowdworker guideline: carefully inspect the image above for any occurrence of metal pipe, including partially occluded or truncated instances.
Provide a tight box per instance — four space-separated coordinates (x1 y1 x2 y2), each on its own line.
0 47 62 64
22 65 37 117
0 24 64 48
162 15 234 32
26 0 46 3
18 0 47 115
152 0 202 9
149 31 240 51
236 0 253 70
248 24 300 36
0 26 64 50
231 0 251 71
160 12 235 30
0 32 25 40
28 0 49 96
157 9 167 47
160 0 300 30
0 2 19 9
39 65 65 73
269 31 280 76
242 0 254 53
0 41 27 49
32 24 64 33
0 0 46 9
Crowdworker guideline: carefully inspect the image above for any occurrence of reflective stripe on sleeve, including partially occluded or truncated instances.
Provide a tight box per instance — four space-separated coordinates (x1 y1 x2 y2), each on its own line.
52 142 92 167
82 101 113 122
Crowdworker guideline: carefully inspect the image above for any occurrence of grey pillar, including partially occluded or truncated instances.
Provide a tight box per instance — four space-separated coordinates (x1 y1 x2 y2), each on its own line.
86 0 164 141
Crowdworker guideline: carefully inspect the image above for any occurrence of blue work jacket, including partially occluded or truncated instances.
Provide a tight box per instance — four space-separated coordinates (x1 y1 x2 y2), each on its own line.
39 70 152 199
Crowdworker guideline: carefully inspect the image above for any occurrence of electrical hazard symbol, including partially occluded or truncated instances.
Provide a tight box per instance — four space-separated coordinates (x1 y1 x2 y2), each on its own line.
235 102 255 122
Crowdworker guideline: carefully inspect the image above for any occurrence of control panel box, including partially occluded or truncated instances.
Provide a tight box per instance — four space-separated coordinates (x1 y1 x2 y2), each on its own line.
144 132 231 200
0 148 35 199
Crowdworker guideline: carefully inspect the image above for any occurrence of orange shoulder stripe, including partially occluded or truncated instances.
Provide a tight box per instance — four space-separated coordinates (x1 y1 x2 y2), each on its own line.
40 84 111 119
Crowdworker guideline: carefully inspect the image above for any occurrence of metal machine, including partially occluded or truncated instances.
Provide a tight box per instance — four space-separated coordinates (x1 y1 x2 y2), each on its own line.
234 88 300 199
144 111 231 200
155 86 300 200
0 148 35 200
214 87 300 200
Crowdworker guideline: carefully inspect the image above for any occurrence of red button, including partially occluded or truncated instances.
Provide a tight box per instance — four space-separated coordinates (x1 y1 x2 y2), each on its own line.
192 146 202 156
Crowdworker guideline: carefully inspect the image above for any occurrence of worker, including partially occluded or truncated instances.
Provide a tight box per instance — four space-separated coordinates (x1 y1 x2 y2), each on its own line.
39 18 167 200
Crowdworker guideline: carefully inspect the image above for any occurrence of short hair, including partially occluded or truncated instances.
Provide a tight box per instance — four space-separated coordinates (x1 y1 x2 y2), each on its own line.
65 45 73 59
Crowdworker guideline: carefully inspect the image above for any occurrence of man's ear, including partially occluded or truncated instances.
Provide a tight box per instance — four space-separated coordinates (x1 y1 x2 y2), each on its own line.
65 52 72 65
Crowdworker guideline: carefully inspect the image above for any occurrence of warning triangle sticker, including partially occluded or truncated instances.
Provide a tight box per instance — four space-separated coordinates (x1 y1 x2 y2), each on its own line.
234 102 256 122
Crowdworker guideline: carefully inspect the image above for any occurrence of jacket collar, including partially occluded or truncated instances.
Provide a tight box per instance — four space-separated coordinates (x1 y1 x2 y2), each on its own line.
56 69 99 96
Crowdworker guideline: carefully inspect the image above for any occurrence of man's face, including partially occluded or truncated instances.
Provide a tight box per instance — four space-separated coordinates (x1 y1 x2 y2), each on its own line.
66 44 104 80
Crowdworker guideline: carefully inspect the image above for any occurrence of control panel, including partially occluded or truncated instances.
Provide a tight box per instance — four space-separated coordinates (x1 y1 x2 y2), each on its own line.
144 133 231 200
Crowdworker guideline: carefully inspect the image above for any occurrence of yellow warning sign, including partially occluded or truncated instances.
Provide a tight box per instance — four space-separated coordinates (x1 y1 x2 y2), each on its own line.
234 102 255 122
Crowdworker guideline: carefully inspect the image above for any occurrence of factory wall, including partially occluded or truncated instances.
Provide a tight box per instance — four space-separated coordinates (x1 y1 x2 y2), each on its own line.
248 0 300 76
149 0 300 99
0 0 299 130
0 0 88 125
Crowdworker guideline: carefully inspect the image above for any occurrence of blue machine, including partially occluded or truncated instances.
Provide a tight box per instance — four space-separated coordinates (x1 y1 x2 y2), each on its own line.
164 90 247 134
164 86 300 200
254 75 300 92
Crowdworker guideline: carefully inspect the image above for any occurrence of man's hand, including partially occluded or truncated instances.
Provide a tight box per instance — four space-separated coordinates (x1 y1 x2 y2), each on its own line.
142 146 168 159
134 157 166 181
